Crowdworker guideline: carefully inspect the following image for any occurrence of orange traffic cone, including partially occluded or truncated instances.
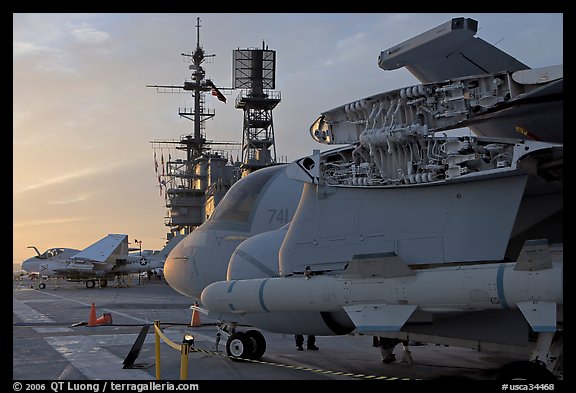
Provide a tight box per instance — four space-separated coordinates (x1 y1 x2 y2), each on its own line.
190 302 201 327
95 312 113 326
87 303 98 327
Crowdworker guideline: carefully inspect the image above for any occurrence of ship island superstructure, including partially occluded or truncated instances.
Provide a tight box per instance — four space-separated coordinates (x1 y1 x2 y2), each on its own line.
148 18 283 240
148 17 241 239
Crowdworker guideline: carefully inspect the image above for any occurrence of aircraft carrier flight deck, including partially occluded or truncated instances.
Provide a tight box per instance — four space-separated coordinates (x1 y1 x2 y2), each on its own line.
13 276 527 381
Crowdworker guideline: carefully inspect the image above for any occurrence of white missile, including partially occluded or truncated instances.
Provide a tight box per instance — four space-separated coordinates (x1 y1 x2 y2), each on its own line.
201 258 562 333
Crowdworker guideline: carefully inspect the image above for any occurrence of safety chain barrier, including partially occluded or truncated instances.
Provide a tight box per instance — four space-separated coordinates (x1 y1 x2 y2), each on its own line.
154 320 417 380
153 321 192 380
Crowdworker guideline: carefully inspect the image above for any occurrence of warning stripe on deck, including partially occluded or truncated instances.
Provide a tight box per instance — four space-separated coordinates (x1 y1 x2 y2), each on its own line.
189 347 417 380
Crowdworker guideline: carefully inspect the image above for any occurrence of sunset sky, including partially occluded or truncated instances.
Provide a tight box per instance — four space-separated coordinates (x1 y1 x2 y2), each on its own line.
13 13 563 269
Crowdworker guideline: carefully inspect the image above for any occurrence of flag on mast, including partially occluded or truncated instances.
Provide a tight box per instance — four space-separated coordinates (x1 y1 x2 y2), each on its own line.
206 80 226 103
154 150 158 174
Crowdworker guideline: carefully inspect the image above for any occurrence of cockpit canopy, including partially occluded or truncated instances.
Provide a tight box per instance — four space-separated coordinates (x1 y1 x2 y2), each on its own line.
36 248 66 259
209 165 283 224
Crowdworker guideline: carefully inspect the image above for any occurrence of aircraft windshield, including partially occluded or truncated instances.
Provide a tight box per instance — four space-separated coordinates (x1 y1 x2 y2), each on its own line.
210 166 282 224
38 248 65 259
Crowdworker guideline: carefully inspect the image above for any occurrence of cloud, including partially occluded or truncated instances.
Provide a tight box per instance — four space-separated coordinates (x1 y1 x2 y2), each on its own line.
69 23 110 45
13 159 131 195
13 216 92 228
48 193 92 205
13 41 55 57
13 40 76 74
13 18 112 74
336 32 366 49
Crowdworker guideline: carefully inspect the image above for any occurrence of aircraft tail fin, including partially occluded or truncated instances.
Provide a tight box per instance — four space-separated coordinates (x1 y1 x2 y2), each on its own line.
71 234 128 263
158 234 185 260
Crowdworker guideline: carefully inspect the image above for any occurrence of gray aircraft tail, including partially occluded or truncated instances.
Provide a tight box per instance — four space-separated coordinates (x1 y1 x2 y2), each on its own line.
158 234 185 260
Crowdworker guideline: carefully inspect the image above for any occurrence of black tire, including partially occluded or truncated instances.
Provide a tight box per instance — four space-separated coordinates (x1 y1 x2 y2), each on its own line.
86 280 96 289
226 332 254 361
496 361 556 382
38 282 46 289
245 330 266 360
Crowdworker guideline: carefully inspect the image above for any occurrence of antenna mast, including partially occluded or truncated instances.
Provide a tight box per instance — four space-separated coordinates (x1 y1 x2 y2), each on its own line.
233 42 280 177
148 18 240 238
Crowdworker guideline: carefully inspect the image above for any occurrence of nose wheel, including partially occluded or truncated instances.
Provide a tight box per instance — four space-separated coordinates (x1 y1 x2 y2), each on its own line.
226 332 251 360
225 330 267 361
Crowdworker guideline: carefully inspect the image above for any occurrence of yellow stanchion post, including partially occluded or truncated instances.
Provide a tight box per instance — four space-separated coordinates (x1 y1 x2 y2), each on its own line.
155 321 161 380
180 343 189 380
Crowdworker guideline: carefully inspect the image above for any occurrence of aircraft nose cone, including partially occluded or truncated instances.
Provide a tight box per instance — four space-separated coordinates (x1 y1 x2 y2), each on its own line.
21 258 35 273
164 239 201 299
164 228 232 300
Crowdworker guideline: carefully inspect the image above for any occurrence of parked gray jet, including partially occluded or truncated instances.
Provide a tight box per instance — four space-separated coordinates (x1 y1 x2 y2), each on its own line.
22 234 183 288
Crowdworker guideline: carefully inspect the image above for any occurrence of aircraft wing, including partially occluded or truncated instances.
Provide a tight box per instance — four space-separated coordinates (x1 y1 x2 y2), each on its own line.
378 17 529 83
71 234 129 263
53 261 95 273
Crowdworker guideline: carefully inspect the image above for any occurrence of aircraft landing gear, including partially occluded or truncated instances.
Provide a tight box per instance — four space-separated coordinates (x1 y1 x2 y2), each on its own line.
245 330 266 360
496 331 562 381
226 332 252 360
220 323 267 361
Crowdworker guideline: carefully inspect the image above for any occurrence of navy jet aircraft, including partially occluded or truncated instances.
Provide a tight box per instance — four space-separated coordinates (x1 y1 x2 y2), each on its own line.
22 234 183 288
165 17 563 380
